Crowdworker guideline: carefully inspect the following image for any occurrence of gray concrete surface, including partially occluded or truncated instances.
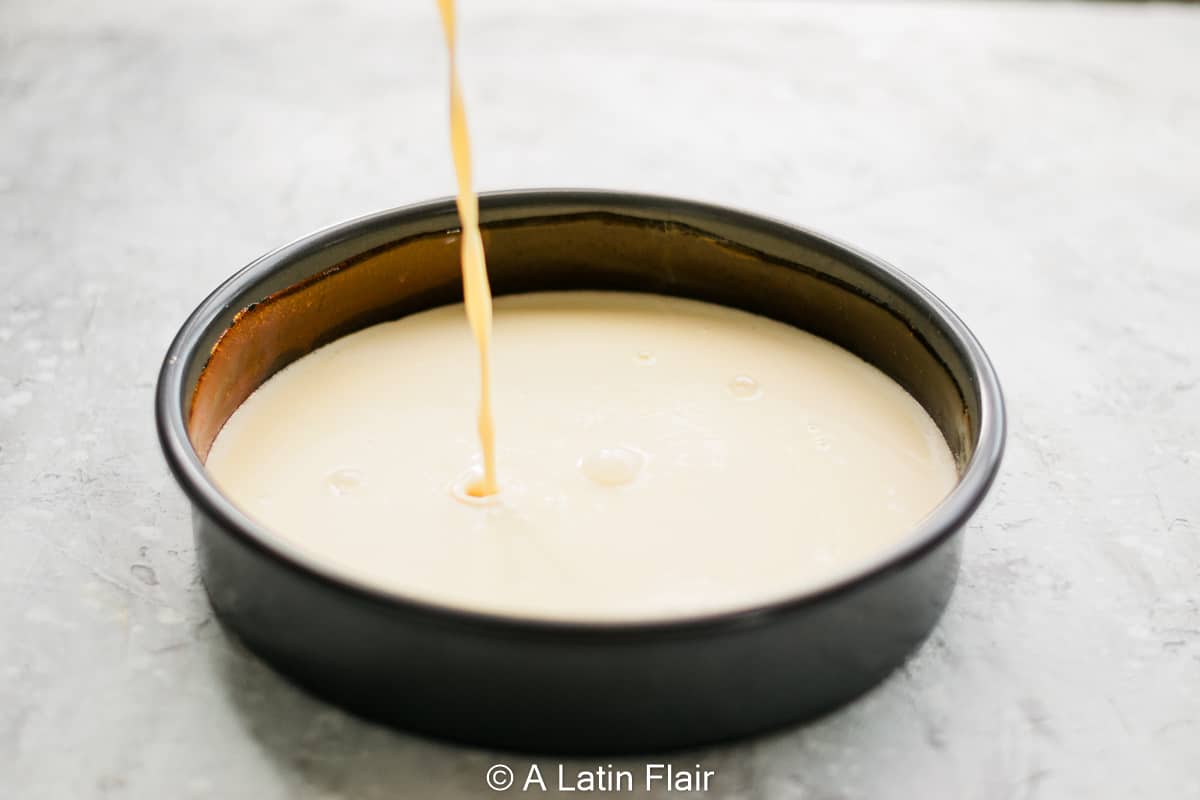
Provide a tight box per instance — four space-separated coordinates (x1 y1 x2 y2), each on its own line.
2 0 1198 797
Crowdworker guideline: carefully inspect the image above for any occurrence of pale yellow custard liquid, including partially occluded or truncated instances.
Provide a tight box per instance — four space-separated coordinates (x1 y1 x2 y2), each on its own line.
206 292 959 622
206 2 959 621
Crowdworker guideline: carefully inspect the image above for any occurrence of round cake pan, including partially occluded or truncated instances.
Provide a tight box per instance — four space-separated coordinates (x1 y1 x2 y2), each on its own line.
156 190 1005 753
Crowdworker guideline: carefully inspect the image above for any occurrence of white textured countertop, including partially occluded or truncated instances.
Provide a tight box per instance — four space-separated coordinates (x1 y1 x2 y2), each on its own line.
1 1 1197 797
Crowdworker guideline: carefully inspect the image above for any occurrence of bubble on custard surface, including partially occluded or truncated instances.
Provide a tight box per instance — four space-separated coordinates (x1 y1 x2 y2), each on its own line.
634 350 656 366
579 446 645 487
326 468 364 495
728 375 760 399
